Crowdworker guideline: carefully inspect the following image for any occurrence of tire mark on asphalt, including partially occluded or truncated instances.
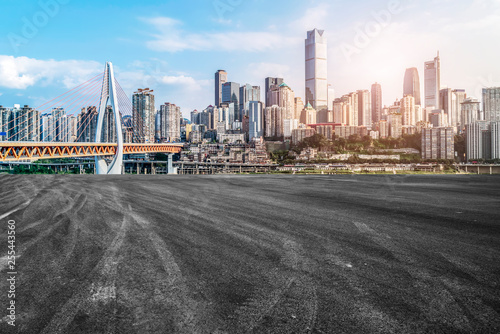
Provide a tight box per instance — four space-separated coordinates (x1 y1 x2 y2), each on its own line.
127 204 201 334
0 200 31 220
229 239 318 333
353 220 474 332
40 215 129 334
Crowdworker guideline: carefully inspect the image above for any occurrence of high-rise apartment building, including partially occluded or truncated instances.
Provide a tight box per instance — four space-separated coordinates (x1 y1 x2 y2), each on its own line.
132 88 155 143
159 102 181 142
492 122 500 159
357 90 371 127
305 29 328 111
78 106 98 142
461 98 482 129
294 97 304 120
401 95 416 126
483 87 500 122
264 105 285 138
215 70 227 107
424 52 441 108
403 68 421 106
422 127 454 160
388 113 402 138
466 121 490 161
267 83 295 120
265 77 283 107
371 83 382 124
303 103 317 125
248 101 263 141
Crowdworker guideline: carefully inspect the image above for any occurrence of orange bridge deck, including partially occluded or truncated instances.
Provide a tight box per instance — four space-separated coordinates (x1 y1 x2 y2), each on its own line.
0 142 183 161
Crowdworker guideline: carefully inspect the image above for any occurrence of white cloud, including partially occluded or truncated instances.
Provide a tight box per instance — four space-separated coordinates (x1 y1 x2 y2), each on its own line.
290 3 330 33
0 55 101 90
142 17 297 53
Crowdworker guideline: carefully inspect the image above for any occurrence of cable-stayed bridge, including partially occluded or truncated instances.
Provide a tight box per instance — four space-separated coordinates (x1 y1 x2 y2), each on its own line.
0 62 182 174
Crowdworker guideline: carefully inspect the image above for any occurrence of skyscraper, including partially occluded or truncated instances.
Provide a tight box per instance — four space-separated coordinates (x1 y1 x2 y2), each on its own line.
440 88 467 130
483 87 500 122
466 121 491 160
248 101 263 141
371 83 382 124
461 98 482 129
424 52 441 108
222 82 240 121
403 68 421 106
401 95 416 126
265 77 283 107
267 83 295 120
215 70 227 108
357 90 371 127
239 84 260 118
132 88 155 143
305 29 328 111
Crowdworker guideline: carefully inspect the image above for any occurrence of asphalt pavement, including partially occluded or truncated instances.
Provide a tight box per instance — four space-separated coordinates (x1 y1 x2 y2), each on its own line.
0 174 499 333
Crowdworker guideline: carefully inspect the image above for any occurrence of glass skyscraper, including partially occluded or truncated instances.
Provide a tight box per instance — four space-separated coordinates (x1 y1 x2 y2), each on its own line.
305 29 328 112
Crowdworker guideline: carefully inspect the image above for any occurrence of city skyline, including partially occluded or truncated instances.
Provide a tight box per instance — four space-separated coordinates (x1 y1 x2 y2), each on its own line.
0 0 500 117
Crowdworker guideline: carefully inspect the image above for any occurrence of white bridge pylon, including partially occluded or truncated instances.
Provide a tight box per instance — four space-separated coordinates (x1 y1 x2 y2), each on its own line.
95 62 124 175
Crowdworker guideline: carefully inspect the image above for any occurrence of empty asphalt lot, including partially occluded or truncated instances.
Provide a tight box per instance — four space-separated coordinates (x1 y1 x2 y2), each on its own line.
0 174 499 333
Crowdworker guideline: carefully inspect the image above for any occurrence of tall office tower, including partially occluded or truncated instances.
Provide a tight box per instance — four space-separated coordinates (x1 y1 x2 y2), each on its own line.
451 89 467 129
215 70 227 107
222 82 240 121
401 95 416 126
248 101 263 141
403 68 421 105
422 127 454 160
77 106 98 142
294 97 304 120
132 88 155 143
424 51 441 108
240 84 260 118
305 29 328 111
265 77 284 107
483 87 500 122
371 83 382 124
466 121 491 160
159 102 181 142
267 83 295 120
264 105 284 138
439 88 466 131
357 90 371 127
461 98 482 129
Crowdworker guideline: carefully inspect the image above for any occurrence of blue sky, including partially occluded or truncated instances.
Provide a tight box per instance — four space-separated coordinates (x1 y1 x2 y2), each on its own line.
1 0 499 117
